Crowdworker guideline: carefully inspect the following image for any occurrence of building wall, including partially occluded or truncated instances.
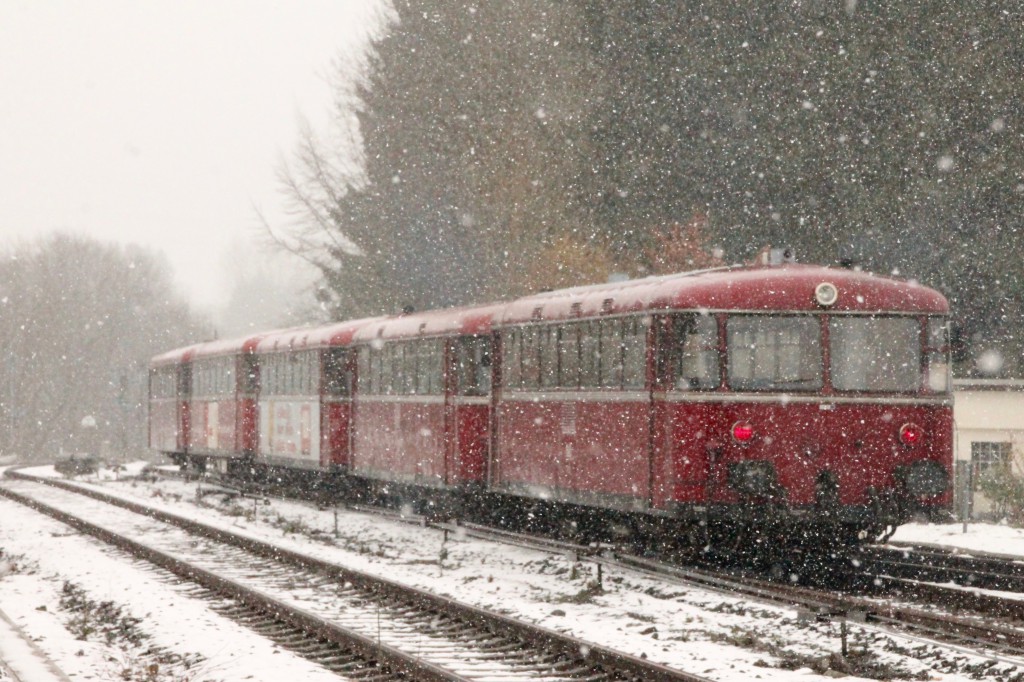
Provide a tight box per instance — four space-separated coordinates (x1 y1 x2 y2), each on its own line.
953 379 1024 517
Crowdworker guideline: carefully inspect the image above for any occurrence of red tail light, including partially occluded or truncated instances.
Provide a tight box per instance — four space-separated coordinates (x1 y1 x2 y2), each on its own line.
900 423 923 445
732 422 754 442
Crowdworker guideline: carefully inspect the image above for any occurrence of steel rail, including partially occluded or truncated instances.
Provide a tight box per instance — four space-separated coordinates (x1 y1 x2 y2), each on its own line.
432 518 1024 659
864 543 1024 593
0 483 466 682
3 471 711 682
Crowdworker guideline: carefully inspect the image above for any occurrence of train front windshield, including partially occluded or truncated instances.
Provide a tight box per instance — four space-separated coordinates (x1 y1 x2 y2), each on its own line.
727 315 823 391
830 317 920 392
722 314 948 394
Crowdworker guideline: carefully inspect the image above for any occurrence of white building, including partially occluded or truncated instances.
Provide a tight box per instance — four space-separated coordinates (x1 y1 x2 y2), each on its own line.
953 378 1024 517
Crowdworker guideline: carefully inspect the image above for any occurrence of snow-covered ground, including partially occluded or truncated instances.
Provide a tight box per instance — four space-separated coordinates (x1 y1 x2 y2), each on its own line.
1 462 1022 682
892 519 1024 560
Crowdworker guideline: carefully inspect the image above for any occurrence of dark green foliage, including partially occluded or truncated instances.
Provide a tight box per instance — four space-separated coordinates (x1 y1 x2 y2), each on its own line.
978 461 1024 524
293 0 1024 372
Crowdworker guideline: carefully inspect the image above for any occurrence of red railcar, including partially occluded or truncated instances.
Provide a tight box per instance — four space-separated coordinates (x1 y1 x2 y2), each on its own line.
150 258 953 551
347 305 502 499
252 319 379 472
490 262 951 546
149 335 266 472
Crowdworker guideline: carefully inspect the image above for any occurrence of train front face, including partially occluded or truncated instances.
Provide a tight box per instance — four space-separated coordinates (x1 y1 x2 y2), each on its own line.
660 269 954 546
706 310 953 538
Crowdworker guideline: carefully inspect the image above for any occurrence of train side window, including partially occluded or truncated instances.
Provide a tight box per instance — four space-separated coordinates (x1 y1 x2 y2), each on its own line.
457 336 491 396
410 341 424 394
427 341 443 394
925 317 950 393
434 341 444 394
362 346 374 393
599 319 624 389
622 317 648 389
264 356 276 393
540 326 559 388
579 321 600 388
396 343 411 394
666 314 720 390
417 342 430 395
386 344 400 395
521 327 540 390
323 349 349 397
271 355 282 395
558 324 580 389
503 330 522 390
308 350 321 394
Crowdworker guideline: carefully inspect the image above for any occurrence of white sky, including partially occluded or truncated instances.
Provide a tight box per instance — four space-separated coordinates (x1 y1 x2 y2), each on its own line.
0 0 384 309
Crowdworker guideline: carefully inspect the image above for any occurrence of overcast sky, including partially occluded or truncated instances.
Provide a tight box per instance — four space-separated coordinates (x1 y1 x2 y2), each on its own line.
0 0 384 310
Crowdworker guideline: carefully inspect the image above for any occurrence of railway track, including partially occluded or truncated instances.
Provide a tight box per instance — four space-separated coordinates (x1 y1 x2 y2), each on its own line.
0 471 709 682
268 490 1024 662
434 519 1024 658
862 542 1024 592
171 469 1024 660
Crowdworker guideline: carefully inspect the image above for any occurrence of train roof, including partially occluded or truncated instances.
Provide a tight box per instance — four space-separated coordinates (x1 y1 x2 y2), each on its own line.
149 326 301 367
351 304 506 344
498 263 948 324
255 317 386 353
150 262 949 366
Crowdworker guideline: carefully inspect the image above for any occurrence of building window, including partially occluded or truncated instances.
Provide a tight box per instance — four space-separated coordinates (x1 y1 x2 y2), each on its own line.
971 441 1011 479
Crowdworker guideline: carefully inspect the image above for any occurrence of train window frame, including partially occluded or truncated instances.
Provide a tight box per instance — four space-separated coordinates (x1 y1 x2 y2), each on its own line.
540 326 559 389
829 315 922 394
357 346 371 393
241 353 258 394
503 329 522 390
579 321 600 388
323 348 350 397
599 319 624 389
558 324 581 389
456 335 492 396
925 316 951 394
150 367 178 399
520 327 541 390
659 313 721 391
727 314 823 392
622 316 649 389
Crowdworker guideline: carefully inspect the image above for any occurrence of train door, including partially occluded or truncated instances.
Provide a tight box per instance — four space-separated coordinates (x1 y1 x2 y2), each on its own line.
445 335 492 487
320 347 355 469
238 352 259 455
651 313 721 509
178 361 192 455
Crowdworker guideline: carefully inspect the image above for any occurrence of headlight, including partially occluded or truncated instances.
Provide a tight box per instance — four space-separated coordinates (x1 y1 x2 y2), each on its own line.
815 282 839 306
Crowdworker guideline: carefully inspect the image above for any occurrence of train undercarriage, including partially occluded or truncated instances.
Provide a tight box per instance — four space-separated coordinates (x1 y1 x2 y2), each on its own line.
169 451 941 581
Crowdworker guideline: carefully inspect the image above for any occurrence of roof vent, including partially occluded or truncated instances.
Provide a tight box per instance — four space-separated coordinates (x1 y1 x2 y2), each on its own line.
756 247 796 266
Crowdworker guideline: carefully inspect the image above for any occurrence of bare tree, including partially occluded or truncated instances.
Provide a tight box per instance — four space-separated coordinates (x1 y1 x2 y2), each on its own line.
0 234 207 462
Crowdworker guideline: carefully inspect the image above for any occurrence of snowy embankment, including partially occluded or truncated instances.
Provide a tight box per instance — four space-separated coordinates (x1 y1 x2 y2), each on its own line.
893 519 1024 559
1 462 1021 682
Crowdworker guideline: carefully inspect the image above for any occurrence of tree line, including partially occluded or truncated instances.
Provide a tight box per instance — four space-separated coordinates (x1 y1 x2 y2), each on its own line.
280 0 1023 375
0 234 205 462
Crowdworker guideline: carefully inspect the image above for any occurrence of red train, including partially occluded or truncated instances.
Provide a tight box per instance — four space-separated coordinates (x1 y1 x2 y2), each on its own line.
150 255 953 558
